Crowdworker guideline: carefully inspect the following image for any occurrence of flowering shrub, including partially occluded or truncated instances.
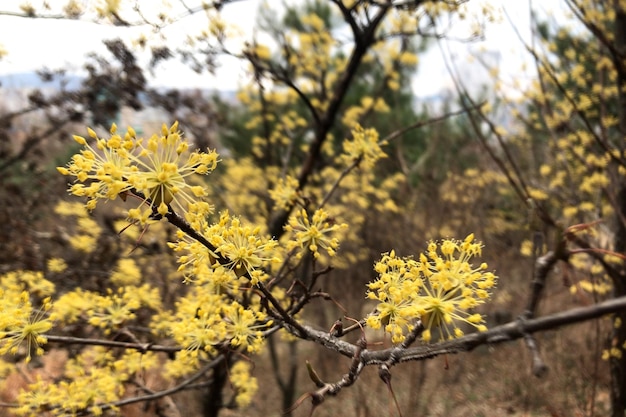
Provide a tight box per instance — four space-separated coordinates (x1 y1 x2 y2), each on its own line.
0 120 500 416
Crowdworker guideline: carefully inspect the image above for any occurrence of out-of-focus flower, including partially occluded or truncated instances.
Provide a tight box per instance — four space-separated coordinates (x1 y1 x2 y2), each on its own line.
0 293 53 363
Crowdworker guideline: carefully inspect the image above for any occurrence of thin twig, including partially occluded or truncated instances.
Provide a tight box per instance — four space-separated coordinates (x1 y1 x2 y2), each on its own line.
44 334 179 353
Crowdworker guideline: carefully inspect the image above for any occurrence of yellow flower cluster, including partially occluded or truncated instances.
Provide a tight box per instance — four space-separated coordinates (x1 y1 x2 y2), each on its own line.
16 346 157 416
0 293 52 363
216 157 271 225
366 234 497 343
341 123 388 168
269 175 300 210
58 122 219 220
341 97 390 128
284 208 348 259
87 286 161 335
110 258 142 286
0 271 55 363
208 213 280 280
165 289 271 360
50 283 161 332
17 373 120 417
230 361 259 408
161 212 279 368
54 201 102 253
170 211 280 284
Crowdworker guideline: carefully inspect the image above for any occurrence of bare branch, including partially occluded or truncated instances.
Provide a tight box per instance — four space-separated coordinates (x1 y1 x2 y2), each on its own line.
364 295 626 365
44 334 180 353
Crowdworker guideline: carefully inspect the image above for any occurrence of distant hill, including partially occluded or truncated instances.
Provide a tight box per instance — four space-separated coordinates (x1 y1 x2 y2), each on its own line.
0 71 84 90
0 71 237 101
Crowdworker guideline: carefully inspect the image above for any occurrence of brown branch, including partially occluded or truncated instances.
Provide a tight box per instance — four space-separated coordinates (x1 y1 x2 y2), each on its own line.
284 295 626 408
381 104 484 144
281 295 626 366
94 356 223 414
524 249 561 319
363 295 626 365
268 1 392 239
45 334 179 353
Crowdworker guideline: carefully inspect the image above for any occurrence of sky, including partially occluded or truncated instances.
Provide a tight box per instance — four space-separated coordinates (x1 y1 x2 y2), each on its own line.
0 0 261 89
0 0 568 96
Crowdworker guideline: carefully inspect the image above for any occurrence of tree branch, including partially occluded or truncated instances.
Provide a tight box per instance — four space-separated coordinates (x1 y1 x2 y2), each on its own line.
44 334 180 353
364 295 626 365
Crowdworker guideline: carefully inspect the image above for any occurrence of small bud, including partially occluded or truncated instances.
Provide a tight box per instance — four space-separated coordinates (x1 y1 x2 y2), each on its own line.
157 202 169 216
73 135 87 145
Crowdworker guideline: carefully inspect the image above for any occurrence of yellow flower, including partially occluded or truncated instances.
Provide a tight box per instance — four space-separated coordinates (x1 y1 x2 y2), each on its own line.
0 293 53 363
110 258 142 286
366 235 497 343
208 212 280 279
253 44 271 61
269 175 300 210
46 258 68 273
284 208 348 259
169 293 228 355
58 122 219 220
230 361 259 408
86 286 159 335
341 124 387 168
223 302 271 353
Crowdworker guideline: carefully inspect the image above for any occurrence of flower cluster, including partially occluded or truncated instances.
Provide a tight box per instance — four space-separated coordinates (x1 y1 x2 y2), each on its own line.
57 122 219 220
16 347 157 416
168 292 229 358
284 208 348 259
269 175 300 210
165 289 272 361
54 201 102 253
169 211 280 284
208 213 280 280
230 361 259 408
0 271 55 363
50 283 161 332
341 123 387 168
0 293 52 363
87 286 161 335
366 234 497 343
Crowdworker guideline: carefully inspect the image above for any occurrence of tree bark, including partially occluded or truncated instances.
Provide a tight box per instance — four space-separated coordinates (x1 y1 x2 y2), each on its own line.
203 360 228 417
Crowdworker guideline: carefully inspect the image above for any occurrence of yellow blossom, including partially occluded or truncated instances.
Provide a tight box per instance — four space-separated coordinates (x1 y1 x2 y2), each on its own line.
208 212 280 279
284 208 348 259
367 235 497 343
269 175 300 210
0 294 53 363
230 361 259 408
46 258 68 273
341 124 387 168
58 122 219 221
